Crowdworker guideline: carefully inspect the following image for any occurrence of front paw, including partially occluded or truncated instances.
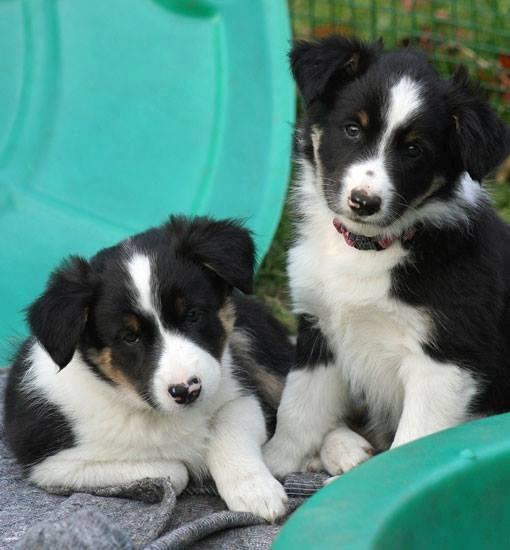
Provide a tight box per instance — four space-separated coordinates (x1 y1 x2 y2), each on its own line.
320 428 374 476
167 463 189 495
219 472 288 522
263 437 305 477
302 454 323 472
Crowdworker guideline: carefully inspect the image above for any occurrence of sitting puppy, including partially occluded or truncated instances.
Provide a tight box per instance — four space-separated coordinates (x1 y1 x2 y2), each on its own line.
264 36 510 477
5 216 291 521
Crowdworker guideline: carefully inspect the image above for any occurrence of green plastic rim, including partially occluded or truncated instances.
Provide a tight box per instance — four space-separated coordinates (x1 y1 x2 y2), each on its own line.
274 413 510 549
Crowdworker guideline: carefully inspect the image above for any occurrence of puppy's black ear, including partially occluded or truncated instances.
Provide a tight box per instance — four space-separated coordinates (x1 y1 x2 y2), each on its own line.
28 256 95 369
169 216 255 294
447 66 510 182
290 35 381 107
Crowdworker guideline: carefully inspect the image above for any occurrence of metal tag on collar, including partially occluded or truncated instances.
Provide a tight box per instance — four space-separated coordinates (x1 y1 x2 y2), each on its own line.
351 234 383 251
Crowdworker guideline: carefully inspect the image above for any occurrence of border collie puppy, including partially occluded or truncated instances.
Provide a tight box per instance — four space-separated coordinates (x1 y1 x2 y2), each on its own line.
5 216 291 521
264 36 510 477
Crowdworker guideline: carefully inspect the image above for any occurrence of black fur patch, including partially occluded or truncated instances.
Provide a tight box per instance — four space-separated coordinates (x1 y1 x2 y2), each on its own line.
392 209 510 415
4 340 75 471
295 314 334 369
230 293 294 435
27 257 95 369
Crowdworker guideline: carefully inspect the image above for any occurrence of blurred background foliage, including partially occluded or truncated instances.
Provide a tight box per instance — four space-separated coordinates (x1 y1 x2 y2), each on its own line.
255 0 510 330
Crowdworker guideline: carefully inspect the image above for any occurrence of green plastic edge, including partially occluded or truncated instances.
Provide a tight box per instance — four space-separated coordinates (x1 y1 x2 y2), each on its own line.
273 413 510 549
254 0 295 262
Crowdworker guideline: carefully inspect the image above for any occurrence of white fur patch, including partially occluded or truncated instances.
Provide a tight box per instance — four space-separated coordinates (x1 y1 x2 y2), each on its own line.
127 254 155 315
341 157 392 222
457 171 483 205
154 332 222 413
320 425 373 475
385 76 423 141
392 354 478 448
209 395 287 521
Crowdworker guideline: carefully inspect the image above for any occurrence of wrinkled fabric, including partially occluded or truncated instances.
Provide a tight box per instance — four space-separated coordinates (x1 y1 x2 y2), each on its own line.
0 371 328 549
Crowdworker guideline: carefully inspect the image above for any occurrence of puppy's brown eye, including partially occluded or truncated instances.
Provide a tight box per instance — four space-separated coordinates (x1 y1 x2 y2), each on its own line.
345 124 361 139
406 143 422 158
186 308 202 323
122 331 140 344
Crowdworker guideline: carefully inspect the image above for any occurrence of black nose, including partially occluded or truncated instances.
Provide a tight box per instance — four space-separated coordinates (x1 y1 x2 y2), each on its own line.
349 188 381 216
168 377 202 405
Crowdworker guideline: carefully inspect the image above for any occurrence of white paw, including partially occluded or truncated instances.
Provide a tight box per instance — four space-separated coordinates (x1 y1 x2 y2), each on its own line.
263 437 305 477
219 472 288 522
323 475 340 486
320 428 374 476
166 462 189 495
303 454 323 472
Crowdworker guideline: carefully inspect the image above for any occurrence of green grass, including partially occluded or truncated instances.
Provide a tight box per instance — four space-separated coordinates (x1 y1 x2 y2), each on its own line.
491 181 510 221
255 200 296 332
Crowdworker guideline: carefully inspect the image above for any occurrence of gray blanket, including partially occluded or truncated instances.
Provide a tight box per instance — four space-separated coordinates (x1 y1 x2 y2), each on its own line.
0 371 327 549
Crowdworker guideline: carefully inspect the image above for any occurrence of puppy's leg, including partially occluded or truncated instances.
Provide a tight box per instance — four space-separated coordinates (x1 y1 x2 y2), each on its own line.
320 425 374 475
207 395 288 522
263 314 346 476
391 354 478 448
30 454 189 494
263 365 344 476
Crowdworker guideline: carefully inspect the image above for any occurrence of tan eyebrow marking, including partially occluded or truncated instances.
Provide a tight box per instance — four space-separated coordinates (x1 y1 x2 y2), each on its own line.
125 314 140 332
218 298 236 334
358 110 369 128
405 131 419 142
175 296 187 317
90 347 138 393
252 367 283 409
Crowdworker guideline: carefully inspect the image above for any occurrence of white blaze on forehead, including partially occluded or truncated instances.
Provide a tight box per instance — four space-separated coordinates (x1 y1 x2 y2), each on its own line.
383 76 423 146
127 253 156 315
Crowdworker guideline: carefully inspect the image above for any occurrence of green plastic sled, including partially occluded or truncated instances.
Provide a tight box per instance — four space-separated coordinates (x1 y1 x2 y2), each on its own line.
0 0 295 362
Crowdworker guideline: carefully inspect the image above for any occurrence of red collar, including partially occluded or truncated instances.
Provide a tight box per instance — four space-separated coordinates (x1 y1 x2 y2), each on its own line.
333 219 415 251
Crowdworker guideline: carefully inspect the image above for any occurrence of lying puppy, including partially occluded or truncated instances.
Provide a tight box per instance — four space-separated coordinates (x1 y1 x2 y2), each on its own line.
264 36 510 476
5 216 291 521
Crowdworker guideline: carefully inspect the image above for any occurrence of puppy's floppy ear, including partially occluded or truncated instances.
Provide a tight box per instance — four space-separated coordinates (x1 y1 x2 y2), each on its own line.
28 256 95 369
447 66 510 182
169 216 255 294
290 35 381 107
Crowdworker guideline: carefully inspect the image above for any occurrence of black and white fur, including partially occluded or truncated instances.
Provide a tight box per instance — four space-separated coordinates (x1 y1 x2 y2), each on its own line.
5 216 292 521
264 36 510 477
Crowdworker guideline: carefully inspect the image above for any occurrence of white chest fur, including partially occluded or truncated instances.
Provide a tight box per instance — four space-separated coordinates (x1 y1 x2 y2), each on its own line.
289 172 432 428
290 234 432 426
